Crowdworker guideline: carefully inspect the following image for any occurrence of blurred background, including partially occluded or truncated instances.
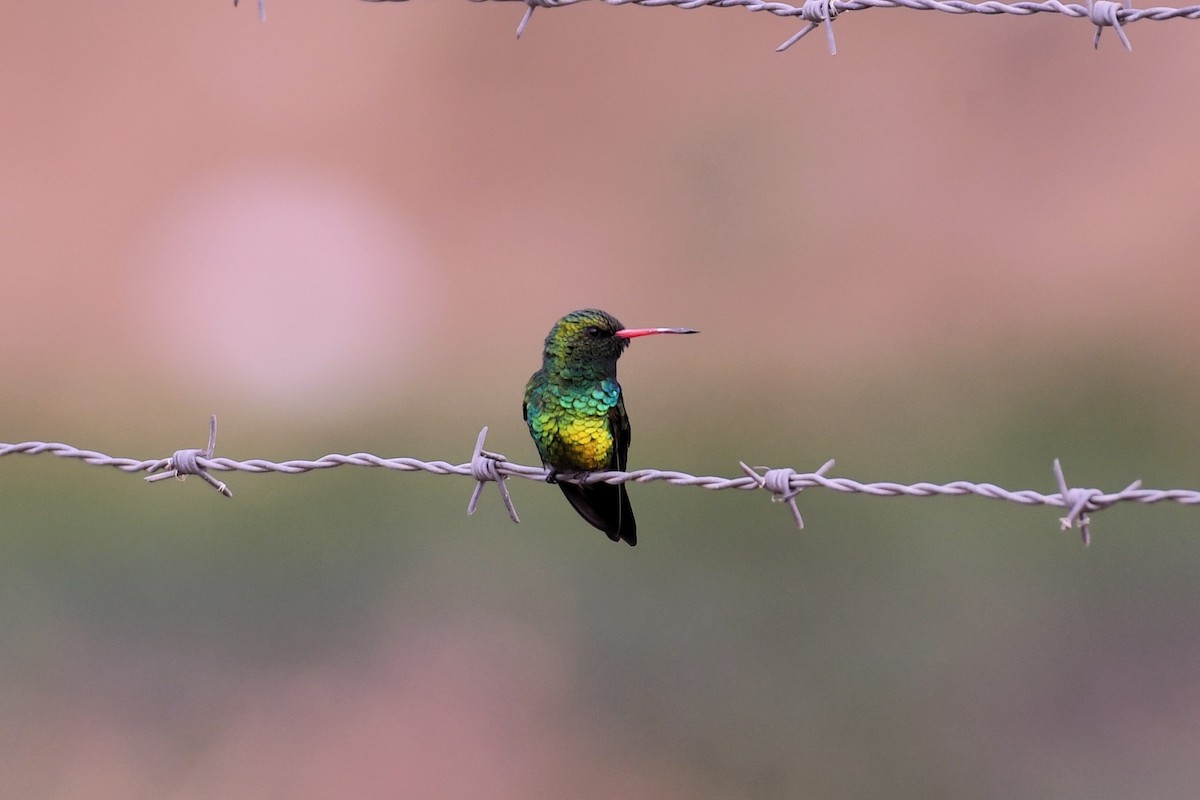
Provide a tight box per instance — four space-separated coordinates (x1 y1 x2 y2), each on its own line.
3 2 1200 797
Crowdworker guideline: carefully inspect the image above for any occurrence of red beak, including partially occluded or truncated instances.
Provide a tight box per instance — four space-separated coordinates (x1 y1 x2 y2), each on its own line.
614 326 699 339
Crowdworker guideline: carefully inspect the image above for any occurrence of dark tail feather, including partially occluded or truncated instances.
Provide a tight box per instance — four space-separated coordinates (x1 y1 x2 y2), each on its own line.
558 481 637 546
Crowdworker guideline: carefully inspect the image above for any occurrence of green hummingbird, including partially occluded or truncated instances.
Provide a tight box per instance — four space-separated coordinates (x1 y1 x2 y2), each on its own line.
523 309 698 546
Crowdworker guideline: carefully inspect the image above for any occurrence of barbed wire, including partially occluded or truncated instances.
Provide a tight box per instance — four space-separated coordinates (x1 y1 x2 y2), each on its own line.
4 415 1199 545
234 0 1200 54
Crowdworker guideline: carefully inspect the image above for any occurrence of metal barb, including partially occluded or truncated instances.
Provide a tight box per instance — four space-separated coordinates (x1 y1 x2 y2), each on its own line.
466 426 521 523
776 0 839 55
1088 0 1133 50
776 24 818 52
145 415 232 497
1053 458 1098 545
233 0 267 22
739 458 835 529
517 2 537 38
515 0 563 38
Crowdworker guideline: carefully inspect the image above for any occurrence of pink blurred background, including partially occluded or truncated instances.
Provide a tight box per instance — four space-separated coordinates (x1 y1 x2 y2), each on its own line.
4 2 1200 798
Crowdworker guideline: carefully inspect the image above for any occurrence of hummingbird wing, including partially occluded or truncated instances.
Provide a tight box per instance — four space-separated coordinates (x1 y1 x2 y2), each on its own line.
522 370 539 424
611 391 630 473
608 392 636 545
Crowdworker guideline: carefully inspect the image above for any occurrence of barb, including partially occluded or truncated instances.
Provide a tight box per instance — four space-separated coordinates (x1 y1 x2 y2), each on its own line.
739 458 836 528
144 415 232 497
355 0 1200 52
4 420 1200 542
515 0 569 37
466 426 521 523
1087 0 1134 48
233 0 268 21
777 0 840 55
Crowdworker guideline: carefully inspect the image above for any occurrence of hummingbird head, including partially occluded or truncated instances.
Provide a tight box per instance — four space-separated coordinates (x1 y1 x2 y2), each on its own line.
543 309 698 371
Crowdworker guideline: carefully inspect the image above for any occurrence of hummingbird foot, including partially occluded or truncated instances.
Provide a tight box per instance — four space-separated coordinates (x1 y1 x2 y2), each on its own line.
546 470 589 485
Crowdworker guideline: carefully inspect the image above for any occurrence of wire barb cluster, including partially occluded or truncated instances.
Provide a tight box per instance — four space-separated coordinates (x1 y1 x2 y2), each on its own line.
5 416 1200 544
142 415 232 497
335 0 1200 53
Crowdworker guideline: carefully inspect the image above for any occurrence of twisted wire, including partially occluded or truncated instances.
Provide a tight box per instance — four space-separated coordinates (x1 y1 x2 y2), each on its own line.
360 0 1200 19
3 420 1199 541
342 0 1200 53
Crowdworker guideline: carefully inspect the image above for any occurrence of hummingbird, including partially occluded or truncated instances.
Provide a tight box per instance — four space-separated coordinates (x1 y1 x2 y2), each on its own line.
523 309 698 546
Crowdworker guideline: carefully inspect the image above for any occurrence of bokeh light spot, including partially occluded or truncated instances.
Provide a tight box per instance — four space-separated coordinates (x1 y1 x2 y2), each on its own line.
131 164 432 413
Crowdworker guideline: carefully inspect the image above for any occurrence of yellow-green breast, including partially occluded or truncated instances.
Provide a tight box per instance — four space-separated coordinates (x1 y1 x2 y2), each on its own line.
524 375 622 471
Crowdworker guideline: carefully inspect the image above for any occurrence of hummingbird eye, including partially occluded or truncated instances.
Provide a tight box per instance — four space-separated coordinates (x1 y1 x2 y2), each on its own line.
584 325 603 338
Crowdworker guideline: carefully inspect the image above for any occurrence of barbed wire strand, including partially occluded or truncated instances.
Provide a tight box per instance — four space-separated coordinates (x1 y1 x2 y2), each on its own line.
230 0 1200 54
4 415 1199 544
